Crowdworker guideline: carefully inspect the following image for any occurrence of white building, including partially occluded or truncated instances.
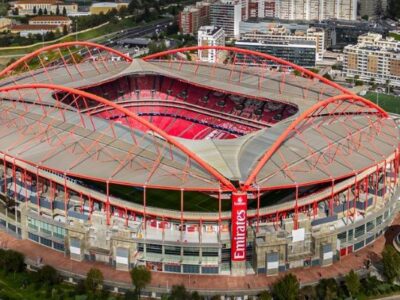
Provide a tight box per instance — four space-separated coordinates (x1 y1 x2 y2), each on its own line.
246 0 357 21
210 0 242 39
29 15 72 28
198 26 226 63
344 33 400 87
240 25 326 61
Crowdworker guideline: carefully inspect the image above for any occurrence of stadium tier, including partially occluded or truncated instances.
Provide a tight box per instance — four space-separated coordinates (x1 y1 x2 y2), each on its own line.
0 42 398 277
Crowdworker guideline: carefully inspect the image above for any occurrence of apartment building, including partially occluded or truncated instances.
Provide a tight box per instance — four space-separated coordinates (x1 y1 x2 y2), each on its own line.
235 39 316 67
240 25 325 61
197 26 226 62
344 33 400 87
178 1 212 35
245 0 357 20
210 0 242 38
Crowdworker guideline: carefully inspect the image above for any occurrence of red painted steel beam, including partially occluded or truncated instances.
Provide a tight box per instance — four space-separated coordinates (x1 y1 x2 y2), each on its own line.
0 83 237 192
143 45 353 96
0 41 132 78
243 94 389 191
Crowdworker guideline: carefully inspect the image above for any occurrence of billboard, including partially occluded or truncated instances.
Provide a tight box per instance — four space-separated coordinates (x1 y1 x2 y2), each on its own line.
231 193 248 261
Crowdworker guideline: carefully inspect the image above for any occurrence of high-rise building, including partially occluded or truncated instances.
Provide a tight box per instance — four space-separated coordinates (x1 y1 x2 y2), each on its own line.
240 25 326 61
360 0 388 18
210 0 242 38
235 39 317 67
178 1 212 35
244 0 357 20
197 26 226 62
344 33 400 87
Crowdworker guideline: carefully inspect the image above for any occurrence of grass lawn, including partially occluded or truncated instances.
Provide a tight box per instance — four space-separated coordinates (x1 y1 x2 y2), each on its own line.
89 181 295 212
89 182 231 212
0 270 76 300
389 32 400 41
363 92 400 114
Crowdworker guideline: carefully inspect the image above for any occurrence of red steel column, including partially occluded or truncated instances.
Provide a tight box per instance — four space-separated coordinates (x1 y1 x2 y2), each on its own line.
106 181 110 226
231 192 248 276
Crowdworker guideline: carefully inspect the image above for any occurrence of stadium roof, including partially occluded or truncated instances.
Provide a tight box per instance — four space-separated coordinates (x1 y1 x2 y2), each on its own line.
0 42 398 192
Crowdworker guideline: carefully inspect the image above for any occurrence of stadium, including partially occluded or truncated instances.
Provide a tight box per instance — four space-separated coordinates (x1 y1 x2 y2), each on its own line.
0 41 398 277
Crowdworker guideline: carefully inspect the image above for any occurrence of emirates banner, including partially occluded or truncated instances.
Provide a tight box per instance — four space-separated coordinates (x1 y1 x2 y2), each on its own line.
231 193 248 261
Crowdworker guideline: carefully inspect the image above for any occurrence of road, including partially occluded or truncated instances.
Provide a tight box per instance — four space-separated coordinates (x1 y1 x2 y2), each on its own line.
100 18 172 46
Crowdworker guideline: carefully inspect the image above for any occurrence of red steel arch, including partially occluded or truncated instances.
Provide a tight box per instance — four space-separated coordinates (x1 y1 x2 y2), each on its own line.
0 41 133 78
0 83 237 192
242 93 390 191
144 45 353 96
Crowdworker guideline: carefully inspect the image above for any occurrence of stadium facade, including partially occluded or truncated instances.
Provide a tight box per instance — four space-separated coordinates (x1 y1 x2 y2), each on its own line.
0 42 398 277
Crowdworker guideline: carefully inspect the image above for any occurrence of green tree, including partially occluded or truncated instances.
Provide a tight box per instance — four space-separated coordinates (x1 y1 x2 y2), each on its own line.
272 273 300 300
316 278 338 300
38 8 43 16
191 291 203 300
56 5 60 15
298 285 317 300
36 265 60 287
345 269 360 297
62 6 67 16
62 25 68 35
323 73 333 81
168 285 191 300
43 7 48 15
258 290 272 300
85 268 104 292
130 265 152 298
33 6 37 14
0 250 25 274
382 244 400 283
361 275 381 296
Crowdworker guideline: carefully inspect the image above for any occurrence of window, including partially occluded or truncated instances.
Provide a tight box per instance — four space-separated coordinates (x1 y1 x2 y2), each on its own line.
355 224 365 238
164 246 181 256
40 237 52 247
183 264 200 274
28 232 39 242
138 243 144 252
367 221 375 232
146 244 162 254
376 215 383 226
384 210 389 220
202 248 219 257
354 240 365 251
53 226 65 239
7 223 16 232
53 242 65 252
348 229 354 241
164 264 181 273
366 236 374 245
183 247 199 256
40 222 52 235
201 266 218 274
337 232 347 244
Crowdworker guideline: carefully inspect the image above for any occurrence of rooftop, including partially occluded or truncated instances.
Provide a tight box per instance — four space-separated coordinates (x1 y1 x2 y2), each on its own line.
11 24 59 31
30 15 70 21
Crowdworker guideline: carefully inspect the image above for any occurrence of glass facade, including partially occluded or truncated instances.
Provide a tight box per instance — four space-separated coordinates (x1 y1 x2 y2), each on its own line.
235 40 316 67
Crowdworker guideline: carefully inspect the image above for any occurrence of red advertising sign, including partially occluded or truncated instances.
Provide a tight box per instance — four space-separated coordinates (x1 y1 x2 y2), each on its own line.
231 193 248 262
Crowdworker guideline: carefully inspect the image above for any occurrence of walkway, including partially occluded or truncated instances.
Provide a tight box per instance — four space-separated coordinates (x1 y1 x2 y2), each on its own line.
0 214 398 294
